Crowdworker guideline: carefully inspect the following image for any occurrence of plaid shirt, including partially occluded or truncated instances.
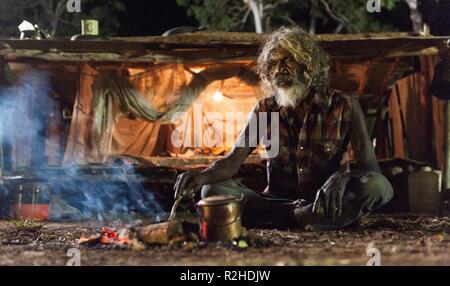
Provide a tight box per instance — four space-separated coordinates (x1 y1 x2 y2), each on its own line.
257 88 353 201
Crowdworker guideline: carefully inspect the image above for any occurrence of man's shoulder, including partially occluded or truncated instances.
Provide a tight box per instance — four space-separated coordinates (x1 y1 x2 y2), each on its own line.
328 88 356 108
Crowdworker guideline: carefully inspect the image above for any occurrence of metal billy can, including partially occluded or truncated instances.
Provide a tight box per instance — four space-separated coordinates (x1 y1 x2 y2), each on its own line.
197 194 242 242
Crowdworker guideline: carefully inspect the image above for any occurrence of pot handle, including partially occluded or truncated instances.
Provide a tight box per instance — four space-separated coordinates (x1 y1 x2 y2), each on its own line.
196 207 242 227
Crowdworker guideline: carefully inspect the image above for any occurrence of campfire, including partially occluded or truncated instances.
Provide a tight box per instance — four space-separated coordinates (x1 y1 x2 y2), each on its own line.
79 227 133 247
76 194 245 249
77 219 201 250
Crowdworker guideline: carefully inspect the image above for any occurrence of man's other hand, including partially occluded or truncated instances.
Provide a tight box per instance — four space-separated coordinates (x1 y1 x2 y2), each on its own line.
312 173 350 219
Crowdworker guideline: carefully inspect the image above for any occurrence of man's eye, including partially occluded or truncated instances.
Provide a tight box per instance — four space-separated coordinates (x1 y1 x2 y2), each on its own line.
286 58 298 67
297 64 307 73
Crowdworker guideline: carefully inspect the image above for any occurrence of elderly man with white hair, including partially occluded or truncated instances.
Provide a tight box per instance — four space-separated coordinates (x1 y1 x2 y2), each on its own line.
174 26 393 229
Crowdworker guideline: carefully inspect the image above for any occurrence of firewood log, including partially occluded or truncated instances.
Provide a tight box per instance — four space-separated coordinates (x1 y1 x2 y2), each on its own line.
136 220 183 245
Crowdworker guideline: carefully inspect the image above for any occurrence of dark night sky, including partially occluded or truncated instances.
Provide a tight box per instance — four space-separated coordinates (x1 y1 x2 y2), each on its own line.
116 0 198 36
114 0 450 36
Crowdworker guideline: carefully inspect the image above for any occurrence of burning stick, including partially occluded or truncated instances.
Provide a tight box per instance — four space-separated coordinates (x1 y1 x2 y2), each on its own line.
137 190 193 244
137 191 198 245
169 197 181 221
169 188 194 221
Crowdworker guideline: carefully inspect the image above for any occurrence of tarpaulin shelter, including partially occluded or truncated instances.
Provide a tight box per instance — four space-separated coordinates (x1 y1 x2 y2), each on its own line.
0 32 449 172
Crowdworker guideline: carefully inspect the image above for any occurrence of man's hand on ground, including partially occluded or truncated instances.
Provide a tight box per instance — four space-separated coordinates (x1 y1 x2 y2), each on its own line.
313 173 351 219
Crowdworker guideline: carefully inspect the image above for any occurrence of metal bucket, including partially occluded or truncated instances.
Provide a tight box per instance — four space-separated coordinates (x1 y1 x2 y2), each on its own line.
197 195 242 242
10 182 51 221
81 19 99 36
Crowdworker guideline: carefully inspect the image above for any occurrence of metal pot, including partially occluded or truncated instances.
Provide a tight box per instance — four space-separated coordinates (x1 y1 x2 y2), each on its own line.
197 194 242 242
10 182 51 221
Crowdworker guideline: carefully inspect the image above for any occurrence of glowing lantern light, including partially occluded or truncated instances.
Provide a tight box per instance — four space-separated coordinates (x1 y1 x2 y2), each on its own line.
213 90 223 102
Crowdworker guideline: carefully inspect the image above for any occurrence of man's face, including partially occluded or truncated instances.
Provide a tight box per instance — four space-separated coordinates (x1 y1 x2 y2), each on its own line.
266 46 310 107
267 47 308 89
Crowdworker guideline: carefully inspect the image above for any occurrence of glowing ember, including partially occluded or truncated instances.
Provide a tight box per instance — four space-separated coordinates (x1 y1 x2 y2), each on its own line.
100 227 130 245
78 227 132 247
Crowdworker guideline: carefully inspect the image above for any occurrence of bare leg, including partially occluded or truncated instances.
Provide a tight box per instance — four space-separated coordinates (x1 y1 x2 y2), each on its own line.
201 179 296 227
201 172 393 229
293 172 393 230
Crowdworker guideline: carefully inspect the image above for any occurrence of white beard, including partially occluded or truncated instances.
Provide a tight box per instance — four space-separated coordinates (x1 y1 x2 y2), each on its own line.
275 82 308 108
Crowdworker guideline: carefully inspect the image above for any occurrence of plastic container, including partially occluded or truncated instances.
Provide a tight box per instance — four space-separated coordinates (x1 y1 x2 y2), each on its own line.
408 170 441 213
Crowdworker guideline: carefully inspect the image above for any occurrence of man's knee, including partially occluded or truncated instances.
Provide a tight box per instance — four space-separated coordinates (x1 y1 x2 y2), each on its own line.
200 180 240 199
357 172 393 207
201 180 256 201
201 184 221 199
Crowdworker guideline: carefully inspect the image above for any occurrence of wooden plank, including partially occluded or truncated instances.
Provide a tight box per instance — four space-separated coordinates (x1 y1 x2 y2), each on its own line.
112 31 449 44
1 37 446 56
0 45 445 65
0 48 259 64
364 58 399 99
0 32 448 64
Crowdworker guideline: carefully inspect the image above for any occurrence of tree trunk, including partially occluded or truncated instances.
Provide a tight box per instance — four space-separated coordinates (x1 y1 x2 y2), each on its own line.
309 0 318 35
244 0 263 33
39 0 66 37
404 0 423 32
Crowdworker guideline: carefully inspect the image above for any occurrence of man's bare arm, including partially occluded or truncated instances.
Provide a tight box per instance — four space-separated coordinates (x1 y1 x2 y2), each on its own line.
350 97 381 173
173 104 261 198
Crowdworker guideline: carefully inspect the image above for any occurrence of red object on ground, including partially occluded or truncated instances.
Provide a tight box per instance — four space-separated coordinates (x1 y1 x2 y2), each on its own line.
10 204 49 221
79 227 130 246
100 227 119 244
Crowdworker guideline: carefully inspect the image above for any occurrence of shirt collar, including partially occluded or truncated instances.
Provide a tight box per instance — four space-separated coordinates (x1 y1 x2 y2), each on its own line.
301 87 333 114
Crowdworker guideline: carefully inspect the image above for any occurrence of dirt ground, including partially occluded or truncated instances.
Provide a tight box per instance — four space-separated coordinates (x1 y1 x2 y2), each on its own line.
0 215 449 266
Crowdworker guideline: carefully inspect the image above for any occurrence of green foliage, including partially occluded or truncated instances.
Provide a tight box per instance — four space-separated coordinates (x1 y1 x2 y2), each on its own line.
12 219 43 230
60 0 126 37
176 0 244 31
0 0 126 38
320 0 400 33
176 0 403 33
383 0 399 10
237 239 248 248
